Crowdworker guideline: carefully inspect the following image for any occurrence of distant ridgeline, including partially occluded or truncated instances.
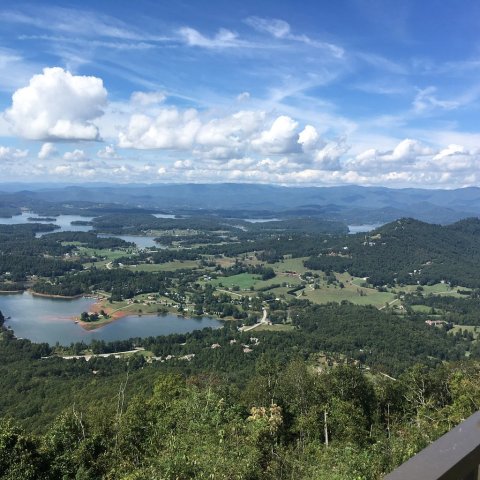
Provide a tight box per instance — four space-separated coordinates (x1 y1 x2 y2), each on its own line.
2 183 480 223
305 217 480 288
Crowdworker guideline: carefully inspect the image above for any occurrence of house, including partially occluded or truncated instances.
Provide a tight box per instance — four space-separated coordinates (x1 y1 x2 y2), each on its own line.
425 319 447 327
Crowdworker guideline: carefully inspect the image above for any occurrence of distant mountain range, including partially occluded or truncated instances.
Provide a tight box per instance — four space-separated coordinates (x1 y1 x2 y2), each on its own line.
1 183 480 224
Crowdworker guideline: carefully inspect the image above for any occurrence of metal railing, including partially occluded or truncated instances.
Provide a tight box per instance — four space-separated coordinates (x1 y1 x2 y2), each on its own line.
385 411 480 480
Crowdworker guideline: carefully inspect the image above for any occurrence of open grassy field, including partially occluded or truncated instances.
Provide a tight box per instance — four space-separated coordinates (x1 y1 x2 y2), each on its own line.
410 305 437 313
210 273 261 290
127 260 200 272
256 274 303 290
303 284 395 307
209 270 304 292
395 283 470 296
270 257 310 275
254 324 295 332
77 246 132 262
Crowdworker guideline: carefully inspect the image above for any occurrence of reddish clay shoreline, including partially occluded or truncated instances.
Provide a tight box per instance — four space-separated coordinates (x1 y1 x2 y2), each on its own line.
79 301 136 330
30 291 85 300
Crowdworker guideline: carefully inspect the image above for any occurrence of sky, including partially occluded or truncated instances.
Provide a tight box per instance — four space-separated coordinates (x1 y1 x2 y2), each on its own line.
0 0 480 188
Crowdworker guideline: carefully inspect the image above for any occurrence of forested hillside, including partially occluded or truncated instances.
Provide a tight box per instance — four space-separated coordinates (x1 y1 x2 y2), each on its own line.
1 323 480 480
305 217 480 287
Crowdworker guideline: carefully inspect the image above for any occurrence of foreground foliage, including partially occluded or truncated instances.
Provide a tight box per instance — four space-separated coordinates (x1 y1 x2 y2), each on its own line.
1 359 480 479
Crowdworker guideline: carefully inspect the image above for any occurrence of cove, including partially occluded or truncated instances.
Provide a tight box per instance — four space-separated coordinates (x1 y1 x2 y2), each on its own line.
0 292 221 346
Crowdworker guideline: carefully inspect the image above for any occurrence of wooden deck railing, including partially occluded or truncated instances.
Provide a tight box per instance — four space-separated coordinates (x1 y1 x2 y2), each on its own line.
385 411 480 480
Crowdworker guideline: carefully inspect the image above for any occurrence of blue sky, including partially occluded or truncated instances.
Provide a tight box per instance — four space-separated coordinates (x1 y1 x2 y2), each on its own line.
0 0 479 187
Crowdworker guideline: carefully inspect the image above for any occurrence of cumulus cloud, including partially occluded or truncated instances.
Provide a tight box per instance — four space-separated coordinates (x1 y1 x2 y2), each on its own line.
314 140 349 170
38 142 57 159
252 115 300 154
433 144 466 160
118 108 201 149
4 67 107 140
0 146 28 161
298 125 320 150
431 144 478 171
97 144 120 159
351 138 432 171
63 149 87 162
195 110 265 159
389 138 433 161
118 107 266 159
173 159 192 169
116 105 348 171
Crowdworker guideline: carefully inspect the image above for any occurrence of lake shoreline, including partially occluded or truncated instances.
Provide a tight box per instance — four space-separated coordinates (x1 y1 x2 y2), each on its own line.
30 290 86 300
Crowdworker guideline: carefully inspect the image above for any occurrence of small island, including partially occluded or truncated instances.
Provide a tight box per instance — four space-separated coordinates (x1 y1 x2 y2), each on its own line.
70 220 93 226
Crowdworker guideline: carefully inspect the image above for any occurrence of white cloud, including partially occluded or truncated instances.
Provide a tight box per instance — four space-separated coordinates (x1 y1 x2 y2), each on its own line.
298 125 320 150
52 165 72 175
131 91 166 106
63 149 87 162
433 144 466 160
0 146 28 161
38 142 57 159
4 67 107 141
389 138 433 161
173 159 192 169
118 107 267 158
413 86 459 114
97 144 120 159
245 17 291 39
178 27 241 49
351 138 432 171
314 140 349 170
245 16 344 58
257 157 291 172
194 110 265 160
252 115 300 154
118 108 201 149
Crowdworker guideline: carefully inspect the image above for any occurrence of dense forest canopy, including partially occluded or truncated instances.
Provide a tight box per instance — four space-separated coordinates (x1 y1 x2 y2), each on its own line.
1 322 480 479
305 217 480 287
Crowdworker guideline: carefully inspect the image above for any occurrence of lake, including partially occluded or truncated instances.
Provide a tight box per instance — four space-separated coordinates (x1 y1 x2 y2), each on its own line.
244 218 280 223
0 212 94 233
0 213 167 248
348 223 383 234
0 292 221 345
153 213 177 219
98 234 165 249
